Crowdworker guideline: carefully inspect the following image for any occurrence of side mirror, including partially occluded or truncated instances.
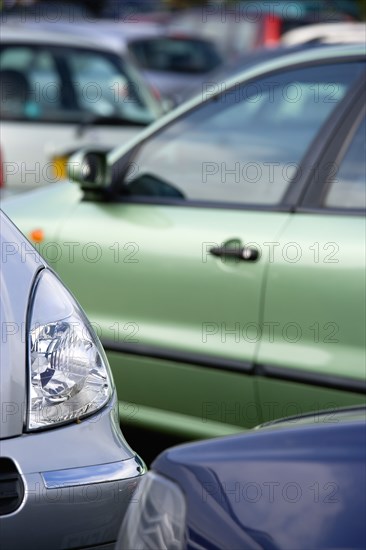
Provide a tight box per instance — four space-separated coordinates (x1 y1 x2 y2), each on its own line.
67 149 109 192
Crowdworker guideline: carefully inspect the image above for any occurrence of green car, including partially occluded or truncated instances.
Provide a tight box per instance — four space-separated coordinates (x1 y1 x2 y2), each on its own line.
4 45 365 449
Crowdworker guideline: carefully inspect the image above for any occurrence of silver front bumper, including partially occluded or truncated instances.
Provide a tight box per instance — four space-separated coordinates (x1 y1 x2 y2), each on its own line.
0 393 146 549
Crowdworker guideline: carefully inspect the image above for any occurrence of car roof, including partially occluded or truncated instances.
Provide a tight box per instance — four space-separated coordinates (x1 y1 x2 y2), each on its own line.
0 22 128 55
13 20 209 47
108 42 366 164
282 22 366 46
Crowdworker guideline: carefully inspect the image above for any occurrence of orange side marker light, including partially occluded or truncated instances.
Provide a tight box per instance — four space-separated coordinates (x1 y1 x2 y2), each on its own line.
30 229 45 243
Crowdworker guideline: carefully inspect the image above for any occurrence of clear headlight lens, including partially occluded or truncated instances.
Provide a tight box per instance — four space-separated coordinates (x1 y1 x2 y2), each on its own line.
28 269 113 430
117 471 186 550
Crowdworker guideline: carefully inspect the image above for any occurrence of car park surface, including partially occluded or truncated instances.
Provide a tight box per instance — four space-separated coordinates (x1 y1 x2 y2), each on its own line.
0 210 145 549
118 406 366 550
0 24 163 188
3 45 366 451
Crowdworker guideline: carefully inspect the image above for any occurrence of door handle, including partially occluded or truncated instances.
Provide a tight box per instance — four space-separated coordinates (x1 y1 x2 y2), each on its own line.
209 246 259 262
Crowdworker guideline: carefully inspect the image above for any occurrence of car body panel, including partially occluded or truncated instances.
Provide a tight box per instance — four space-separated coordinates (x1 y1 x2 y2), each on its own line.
112 352 260 436
150 408 366 550
2 182 82 259
281 22 366 46
0 26 130 53
54 203 290 363
118 397 245 439
0 213 42 438
1 395 143 550
1 393 134 473
258 213 366 377
257 377 365 424
46 204 290 436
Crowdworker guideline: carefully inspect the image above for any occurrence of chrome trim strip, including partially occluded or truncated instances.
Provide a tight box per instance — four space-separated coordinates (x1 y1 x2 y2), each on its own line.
41 456 145 489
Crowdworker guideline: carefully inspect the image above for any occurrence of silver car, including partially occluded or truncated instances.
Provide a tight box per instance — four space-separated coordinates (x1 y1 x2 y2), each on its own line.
0 210 145 550
0 24 163 189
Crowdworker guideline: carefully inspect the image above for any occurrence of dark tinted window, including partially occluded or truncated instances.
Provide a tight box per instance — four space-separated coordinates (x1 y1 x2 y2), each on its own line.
129 37 222 73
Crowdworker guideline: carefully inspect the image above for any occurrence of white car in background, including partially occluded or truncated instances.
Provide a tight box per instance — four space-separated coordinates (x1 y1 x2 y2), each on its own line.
281 22 366 47
0 24 163 189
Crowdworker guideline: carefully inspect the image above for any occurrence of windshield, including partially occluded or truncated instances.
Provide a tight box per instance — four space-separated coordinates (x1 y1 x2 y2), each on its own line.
0 43 161 125
129 37 222 74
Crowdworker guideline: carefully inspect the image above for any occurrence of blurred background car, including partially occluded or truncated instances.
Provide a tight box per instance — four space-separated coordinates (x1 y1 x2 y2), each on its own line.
114 1 365 104
118 406 366 550
26 19 224 107
0 23 163 189
3 44 365 462
2 0 363 24
122 29 224 105
183 22 365 102
167 0 363 64
0 210 146 550
281 21 366 46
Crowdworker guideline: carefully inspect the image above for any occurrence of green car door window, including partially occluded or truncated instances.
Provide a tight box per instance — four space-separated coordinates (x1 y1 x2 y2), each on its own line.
324 114 366 210
123 62 364 206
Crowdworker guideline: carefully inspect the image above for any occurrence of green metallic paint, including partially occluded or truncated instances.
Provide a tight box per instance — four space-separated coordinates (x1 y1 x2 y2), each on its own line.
54 202 290 366
119 400 245 439
113 352 257 437
3 44 365 440
257 378 366 424
4 186 365 439
258 213 366 379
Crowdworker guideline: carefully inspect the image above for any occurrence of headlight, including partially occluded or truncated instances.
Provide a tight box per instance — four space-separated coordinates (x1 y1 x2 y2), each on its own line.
28 269 113 430
117 471 186 550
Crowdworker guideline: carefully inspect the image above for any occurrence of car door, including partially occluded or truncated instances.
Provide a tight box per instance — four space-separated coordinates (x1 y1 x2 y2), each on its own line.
56 59 365 437
257 89 366 422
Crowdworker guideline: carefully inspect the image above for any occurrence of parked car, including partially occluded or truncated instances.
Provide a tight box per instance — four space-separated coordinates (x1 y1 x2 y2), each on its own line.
168 1 361 63
281 22 366 47
118 406 366 550
125 30 224 105
27 20 224 106
3 45 366 456
0 24 163 188
0 210 146 550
